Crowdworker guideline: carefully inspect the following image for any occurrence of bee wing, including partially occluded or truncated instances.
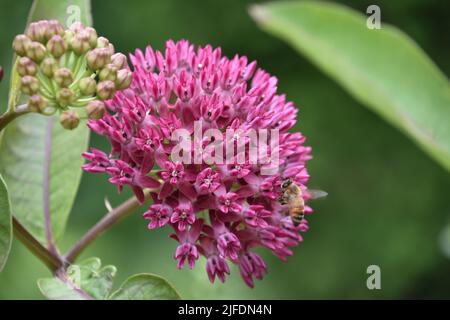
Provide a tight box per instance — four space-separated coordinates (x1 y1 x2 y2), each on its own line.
307 189 328 200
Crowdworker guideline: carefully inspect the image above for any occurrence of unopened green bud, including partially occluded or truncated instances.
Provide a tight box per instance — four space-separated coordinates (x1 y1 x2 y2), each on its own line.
115 69 132 90
86 100 106 119
107 44 115 56
96 36 110 48
79 77 97 96
60 110 80 130
17 57 38 76
28 95 48 113
111 53 128 69
12 35 32 56
20 75 39 95
96 37 115 55
99 64 118 81
47 35 67 58
71 32 91 55
44 20 65 41
64 30 75 46
26 41 46 62
69 22 85 33
57 88 74 107
40 57 57 77
54 68 73 88
97 80 116 100
87 48 111 70
84 27 98 48
26 21 47 43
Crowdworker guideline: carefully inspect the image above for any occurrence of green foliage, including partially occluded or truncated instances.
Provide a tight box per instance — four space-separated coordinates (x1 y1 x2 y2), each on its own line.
67 257 116 300
38 257 114 300
38 258 180 300
109 274 181 300
250 1 450 172
0 175 12 272
0 0 91 246
37 277 92 300
0 116 89 246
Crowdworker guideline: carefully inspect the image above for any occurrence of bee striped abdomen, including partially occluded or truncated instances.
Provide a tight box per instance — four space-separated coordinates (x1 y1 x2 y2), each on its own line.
289 204 305 226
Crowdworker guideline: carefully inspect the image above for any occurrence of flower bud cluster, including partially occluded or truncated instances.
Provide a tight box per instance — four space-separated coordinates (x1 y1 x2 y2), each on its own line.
12 20 132 129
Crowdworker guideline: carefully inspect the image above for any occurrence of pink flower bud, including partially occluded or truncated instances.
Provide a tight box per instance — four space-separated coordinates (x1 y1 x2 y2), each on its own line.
25 41 46 62
28 95 48 113
17 57 38 76
86 100 106 119
57 88 74 107
115 69 132 90
20 75 39 95
54 68 73 88
96 80 116 100
60 110 79 130
47 35 67 58
79 77 97 96
12 35 31 56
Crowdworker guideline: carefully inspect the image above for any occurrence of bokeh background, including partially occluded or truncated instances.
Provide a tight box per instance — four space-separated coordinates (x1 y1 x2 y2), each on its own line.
1 0 449 299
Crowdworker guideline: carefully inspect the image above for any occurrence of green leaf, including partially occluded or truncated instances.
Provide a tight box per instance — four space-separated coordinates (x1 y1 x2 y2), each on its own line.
38 259 180 301
0 175 12 272
37 277 93 300
0 0 92 247
67 257 116 300
109 274 181 300
38 257 115 300
250 1 450 171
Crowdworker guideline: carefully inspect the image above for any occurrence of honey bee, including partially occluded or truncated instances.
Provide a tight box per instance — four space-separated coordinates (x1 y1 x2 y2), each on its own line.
279 179 305 226
279 179 327 226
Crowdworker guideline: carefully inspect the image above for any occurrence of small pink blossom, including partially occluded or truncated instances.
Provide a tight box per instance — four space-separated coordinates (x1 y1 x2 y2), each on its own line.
217 192 242 214
143 204 172 229
239 252 267 288
170 201 196 231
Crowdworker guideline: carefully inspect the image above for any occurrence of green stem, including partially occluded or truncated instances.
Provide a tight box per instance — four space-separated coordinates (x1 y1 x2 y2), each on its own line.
12 217 63 272
64 191 151 264
0 104 30 132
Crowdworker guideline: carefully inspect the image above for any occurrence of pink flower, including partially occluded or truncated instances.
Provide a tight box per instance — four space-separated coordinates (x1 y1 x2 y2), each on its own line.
239 252 267 288
160 161 185 185
206 255 230 283
217 192 242 214
194 168 221 195
217 232 241 260
82 148 111 173
143 204 172 229
83 40 314 288
171 219 203 269
170 200 196 231
244 205 271 228
201 236 231 283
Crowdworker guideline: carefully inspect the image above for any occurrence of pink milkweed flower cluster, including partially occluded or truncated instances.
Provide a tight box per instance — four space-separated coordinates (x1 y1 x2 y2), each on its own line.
82 40 313 288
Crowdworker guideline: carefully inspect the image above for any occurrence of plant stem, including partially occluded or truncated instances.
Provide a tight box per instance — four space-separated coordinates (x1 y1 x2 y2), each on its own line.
0 105 29 131
12 217 63 272
64 192 150 264
0 104 30 131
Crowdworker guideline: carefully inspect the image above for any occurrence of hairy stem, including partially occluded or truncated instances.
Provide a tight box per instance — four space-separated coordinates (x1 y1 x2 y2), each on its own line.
13 217 63 272
64 192 150 264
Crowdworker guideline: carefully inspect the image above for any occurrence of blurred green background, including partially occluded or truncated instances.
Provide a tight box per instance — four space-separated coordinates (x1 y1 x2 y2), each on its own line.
1 0 450 299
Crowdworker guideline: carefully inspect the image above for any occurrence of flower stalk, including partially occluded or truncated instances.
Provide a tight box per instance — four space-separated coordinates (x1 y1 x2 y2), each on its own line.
12 217 62 272
64 191 151 264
